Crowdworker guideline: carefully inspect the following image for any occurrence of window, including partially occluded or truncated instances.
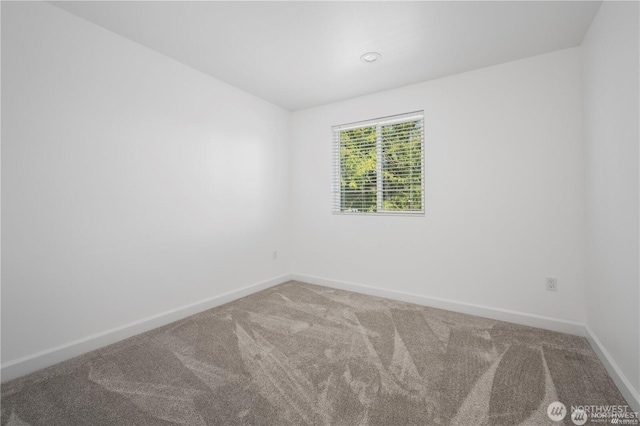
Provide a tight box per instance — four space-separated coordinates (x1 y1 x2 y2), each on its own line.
332 111 424 215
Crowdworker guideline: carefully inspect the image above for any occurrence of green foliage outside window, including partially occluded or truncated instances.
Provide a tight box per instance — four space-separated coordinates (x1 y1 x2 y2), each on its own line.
340 126 377 212
339 119 423 213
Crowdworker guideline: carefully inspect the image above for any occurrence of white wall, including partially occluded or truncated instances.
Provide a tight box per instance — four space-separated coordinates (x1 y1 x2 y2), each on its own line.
582 0 640 400
291 48 586 324
1 2 291 368
3 1 637 402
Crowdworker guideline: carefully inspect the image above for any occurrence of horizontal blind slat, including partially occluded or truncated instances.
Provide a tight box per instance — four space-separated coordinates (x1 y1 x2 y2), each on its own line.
333 111 424 215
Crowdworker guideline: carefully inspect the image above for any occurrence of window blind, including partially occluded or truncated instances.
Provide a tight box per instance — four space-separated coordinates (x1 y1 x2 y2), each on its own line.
332 111 424 215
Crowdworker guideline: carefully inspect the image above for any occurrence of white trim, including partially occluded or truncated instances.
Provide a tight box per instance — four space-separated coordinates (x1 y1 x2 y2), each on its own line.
292 273 585 336
585 326 640 412
1 273 292 383
332 111 424 132
5 272 638 413
293 273 640 410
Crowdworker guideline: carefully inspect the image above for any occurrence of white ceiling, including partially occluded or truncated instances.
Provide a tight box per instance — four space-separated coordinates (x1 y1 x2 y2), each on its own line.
52 1 601 111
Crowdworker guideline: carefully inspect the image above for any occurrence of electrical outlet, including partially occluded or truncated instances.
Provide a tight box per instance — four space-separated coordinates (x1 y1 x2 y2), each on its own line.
272 251 278 261
546 277 558 291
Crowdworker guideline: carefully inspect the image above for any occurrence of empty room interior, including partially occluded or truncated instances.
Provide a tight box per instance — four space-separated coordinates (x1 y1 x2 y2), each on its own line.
1 1 639 425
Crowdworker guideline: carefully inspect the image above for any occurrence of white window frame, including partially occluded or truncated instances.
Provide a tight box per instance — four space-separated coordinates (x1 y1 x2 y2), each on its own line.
332 111 425 216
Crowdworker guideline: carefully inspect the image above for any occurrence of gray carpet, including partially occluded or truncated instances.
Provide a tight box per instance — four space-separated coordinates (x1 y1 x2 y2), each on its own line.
1 281 632 425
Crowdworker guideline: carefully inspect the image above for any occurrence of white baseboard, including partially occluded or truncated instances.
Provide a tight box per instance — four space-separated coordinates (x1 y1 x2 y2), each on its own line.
1 273 291 383
5 272 638 414
294 273 640 411
585 326 640 412
292 273 585 336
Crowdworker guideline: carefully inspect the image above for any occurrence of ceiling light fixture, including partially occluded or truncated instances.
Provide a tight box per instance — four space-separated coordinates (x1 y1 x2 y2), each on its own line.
360 52 382 63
